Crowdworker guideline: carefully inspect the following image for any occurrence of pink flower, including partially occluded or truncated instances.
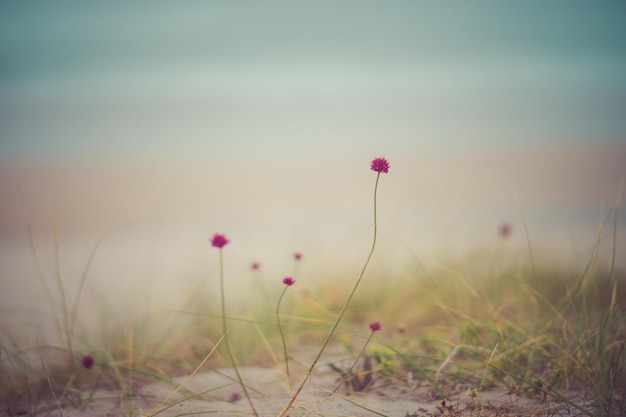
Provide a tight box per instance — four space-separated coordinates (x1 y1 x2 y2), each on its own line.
370 157 390 174
499 223 512 238
283 277 295 286
251 261 260 270
229 392 241 402
81 355 94 370
294 252 302 261
211 233 229 248
369 321 381 332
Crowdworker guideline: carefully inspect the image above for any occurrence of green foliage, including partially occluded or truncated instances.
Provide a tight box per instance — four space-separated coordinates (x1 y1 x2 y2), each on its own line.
368 345 398 376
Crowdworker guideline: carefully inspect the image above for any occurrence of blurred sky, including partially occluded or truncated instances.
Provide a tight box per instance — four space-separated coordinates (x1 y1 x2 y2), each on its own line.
1 1 626 161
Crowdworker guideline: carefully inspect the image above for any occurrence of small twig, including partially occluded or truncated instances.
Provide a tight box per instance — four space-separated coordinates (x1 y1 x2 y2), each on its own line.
328 356 374 394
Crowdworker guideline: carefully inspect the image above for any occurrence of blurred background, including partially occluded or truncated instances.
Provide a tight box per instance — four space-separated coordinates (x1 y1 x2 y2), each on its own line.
1 2 625 329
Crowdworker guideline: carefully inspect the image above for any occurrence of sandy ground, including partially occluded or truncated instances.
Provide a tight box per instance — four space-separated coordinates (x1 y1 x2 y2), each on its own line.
133 367 585 417
14 355 591 417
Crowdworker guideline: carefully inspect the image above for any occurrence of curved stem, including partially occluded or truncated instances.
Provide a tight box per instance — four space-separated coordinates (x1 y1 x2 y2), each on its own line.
276 286 291 378
277 173 381 417
331 331 374 395
49 208 71 361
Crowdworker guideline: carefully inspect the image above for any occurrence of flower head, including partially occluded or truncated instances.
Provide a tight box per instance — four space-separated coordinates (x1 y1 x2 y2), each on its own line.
81 355 94 370
251 261 260 270
294 252 302 261
369 321 381 332
499 223 512 238
370 157 390 174
211 233 229 248
282 276 295 286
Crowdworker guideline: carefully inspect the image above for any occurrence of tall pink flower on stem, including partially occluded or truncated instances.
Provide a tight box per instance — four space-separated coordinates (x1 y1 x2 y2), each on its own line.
211 233 258 416
278 157 390 416
277 277 296 380
250 260 273 309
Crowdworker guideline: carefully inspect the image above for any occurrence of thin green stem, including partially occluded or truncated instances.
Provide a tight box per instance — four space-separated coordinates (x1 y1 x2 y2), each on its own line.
276 286 291 378
218 249 258 417
514 193 537 281
69 221 136 365
49 208 72 362
277 172 382 417
145 333 225 417
18 183 65 358
219 249 227 340
607 175 623 286
292 260 301 279
331 331 374 395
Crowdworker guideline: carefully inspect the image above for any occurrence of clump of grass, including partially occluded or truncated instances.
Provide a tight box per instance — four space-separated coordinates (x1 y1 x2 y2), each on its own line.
2 187 221 415
372 181 625 416
336 266 622 415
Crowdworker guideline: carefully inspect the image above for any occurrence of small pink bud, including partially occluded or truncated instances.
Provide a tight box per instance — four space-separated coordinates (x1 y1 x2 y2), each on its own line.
81 355 94 370
499 223 512 238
